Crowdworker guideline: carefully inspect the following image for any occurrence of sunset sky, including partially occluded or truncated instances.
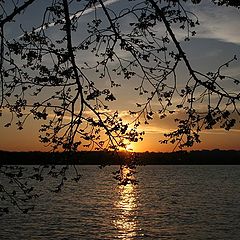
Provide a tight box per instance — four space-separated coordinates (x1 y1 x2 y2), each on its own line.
0 0 240 152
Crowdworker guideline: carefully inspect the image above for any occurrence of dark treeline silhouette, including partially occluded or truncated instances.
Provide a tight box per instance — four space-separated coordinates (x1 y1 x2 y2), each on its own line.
0 149 240 165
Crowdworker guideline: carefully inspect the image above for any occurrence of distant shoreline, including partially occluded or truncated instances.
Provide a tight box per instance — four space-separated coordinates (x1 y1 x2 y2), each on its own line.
0 149 240 165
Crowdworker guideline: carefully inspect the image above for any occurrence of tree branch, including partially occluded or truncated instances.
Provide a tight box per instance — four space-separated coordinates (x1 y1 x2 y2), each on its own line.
148 0 239 101
0 0 36 28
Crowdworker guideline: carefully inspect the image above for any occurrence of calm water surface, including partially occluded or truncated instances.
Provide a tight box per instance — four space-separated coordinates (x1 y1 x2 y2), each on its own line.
1 165 240 239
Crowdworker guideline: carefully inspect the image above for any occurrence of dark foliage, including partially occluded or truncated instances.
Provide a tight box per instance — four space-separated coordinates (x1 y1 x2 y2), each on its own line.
0 0 239 214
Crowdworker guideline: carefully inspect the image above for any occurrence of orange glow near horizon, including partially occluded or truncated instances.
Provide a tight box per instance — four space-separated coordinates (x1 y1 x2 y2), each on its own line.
123 130 240 153
0 116 240 152
0 129 240 152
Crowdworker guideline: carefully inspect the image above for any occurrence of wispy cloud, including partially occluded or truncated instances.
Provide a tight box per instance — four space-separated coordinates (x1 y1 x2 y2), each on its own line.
194 4 240 45
73 0 120 19
17 0 120 39
202 128 240 134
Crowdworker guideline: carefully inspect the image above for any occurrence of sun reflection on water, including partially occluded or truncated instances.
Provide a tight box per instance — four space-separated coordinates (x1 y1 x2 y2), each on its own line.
113 166 139 239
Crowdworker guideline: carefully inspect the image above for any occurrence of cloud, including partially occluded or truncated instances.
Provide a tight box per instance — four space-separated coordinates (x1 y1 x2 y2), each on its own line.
73 0 120 18
202 128 240 135
194 3 240 45
17 0 120 39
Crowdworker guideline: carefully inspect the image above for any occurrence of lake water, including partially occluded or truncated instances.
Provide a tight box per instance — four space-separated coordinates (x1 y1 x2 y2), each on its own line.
1 165 240 239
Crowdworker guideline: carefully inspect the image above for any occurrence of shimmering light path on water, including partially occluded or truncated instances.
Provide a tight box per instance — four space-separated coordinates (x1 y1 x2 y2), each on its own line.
0 165 240 239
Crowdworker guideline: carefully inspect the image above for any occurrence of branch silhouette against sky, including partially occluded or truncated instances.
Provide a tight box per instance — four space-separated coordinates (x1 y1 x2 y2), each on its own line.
0 0 240 152
0 0 240 216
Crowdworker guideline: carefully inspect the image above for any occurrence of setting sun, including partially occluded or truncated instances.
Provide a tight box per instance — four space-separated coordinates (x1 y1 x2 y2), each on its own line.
125 144 134 152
